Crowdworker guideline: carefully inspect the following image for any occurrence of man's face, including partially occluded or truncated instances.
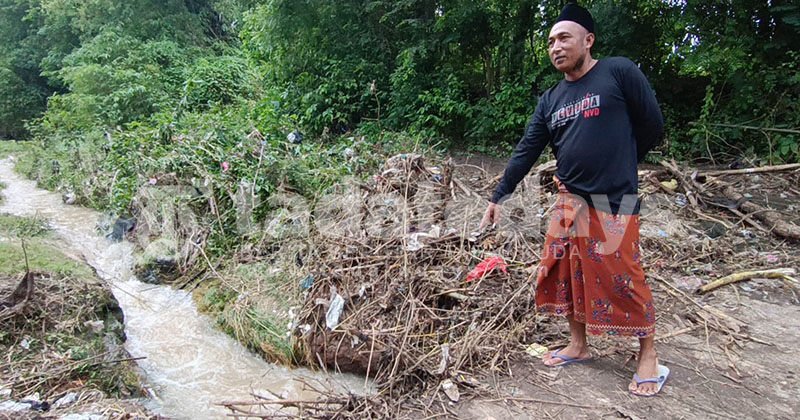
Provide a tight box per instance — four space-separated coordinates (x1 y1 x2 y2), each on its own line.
548 21 592 74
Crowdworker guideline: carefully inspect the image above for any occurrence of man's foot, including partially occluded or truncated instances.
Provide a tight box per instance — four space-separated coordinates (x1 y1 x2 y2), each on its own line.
542 342 591 367
629 349 660 395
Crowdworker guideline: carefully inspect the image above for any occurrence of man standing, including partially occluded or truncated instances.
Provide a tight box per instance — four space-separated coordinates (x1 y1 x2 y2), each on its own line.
480 3 667 396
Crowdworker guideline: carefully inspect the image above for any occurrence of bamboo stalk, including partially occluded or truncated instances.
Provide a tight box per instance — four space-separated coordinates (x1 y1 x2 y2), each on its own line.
698 268 796 294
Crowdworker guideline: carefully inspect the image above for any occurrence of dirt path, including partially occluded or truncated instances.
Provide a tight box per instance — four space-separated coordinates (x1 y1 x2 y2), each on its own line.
458 285 799 420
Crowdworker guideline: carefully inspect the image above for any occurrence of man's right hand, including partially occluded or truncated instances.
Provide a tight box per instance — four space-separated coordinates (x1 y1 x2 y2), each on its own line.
479 201 502 230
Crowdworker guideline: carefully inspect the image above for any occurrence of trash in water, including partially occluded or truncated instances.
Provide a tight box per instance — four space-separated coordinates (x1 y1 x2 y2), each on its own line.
525 343 548 358
465 256 508 282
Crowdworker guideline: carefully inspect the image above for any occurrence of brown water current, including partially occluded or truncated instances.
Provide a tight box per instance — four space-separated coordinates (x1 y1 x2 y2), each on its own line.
0 157 366 419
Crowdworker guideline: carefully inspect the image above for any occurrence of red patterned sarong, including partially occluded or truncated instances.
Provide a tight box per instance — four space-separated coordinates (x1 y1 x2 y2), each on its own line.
535 180 655 337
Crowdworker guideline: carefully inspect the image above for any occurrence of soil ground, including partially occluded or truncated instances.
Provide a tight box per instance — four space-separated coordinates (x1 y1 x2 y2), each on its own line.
457 286 799 420
447 155 800 420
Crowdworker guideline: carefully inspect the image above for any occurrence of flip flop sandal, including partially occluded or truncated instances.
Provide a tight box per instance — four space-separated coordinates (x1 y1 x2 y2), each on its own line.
544 349 593 368
630 364 670 396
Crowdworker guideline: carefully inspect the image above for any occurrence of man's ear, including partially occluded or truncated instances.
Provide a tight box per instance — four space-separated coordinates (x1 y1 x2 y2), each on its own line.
585 32 595 49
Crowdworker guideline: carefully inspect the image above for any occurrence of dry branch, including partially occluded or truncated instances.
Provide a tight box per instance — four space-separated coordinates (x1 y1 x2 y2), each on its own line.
698 268 797 294
722 185 800 240
700 163 800 176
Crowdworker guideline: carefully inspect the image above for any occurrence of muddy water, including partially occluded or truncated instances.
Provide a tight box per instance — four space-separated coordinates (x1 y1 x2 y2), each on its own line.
0 157 364 419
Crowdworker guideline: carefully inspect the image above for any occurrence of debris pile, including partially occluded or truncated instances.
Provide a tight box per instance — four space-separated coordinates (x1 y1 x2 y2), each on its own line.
221 157 800 419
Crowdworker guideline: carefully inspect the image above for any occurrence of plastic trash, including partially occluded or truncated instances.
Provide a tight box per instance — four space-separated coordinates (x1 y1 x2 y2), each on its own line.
405 225 441 251
525 343 548 358
441 379 460 402
660 179 678 191
675 193 687 207
53 392 79 409
455 374 480 388
287 130 303 144
300 274 314 290
657 229 669 237
465 256 508 282
435 344 451 375
326 294 345 330
765 254 780 263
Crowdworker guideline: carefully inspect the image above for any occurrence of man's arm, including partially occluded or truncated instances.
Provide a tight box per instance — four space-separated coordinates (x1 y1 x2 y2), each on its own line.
491 103 551 204
620 60 664 162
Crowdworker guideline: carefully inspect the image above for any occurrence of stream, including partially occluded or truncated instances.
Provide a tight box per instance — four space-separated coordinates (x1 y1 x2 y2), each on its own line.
0 157 364 419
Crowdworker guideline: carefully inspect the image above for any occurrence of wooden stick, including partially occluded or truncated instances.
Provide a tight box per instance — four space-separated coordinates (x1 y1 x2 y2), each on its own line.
698 268 796 294
482 397 605 410
655 325 698 341
689 121 800 135
700 163 800 176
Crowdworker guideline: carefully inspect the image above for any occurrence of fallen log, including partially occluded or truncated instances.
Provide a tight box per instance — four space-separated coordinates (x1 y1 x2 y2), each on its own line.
722 185 800 240
698 268 797 294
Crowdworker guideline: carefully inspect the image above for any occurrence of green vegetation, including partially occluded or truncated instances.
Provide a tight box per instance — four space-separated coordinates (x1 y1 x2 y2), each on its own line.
0 140 30 154
1 0 798 363
194 262 297 363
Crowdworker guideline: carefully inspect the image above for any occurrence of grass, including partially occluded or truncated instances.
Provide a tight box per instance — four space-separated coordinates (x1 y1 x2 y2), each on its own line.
0 213 51 238
0 214 94 279
193 262 297 364
0 241 95 278
0 140 30 155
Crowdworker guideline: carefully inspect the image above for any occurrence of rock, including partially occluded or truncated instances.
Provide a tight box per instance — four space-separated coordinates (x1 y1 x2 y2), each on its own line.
134 237 179 284
53 392 79 408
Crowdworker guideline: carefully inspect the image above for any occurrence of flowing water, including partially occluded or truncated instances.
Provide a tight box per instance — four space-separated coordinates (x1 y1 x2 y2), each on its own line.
0 157 364 419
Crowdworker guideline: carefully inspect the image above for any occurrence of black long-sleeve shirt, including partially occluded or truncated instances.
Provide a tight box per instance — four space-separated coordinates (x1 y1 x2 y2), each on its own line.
491 57 664 214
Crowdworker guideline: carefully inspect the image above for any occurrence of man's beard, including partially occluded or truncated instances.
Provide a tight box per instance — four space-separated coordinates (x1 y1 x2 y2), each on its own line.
573 55 585 72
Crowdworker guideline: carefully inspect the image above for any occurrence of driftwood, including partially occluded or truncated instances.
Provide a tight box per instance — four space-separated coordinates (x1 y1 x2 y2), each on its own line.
698 268 797 294
722 185 800 240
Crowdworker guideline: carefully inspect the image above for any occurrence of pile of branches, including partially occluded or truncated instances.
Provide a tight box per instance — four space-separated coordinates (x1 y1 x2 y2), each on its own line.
224 154 547 419
222 156 800 419
0 267 144 413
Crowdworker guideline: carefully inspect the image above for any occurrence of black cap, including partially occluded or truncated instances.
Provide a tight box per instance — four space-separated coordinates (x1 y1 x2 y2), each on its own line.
555 3 594 34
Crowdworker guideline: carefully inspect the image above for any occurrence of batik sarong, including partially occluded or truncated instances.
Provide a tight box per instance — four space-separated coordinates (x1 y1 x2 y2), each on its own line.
535 180 656 337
